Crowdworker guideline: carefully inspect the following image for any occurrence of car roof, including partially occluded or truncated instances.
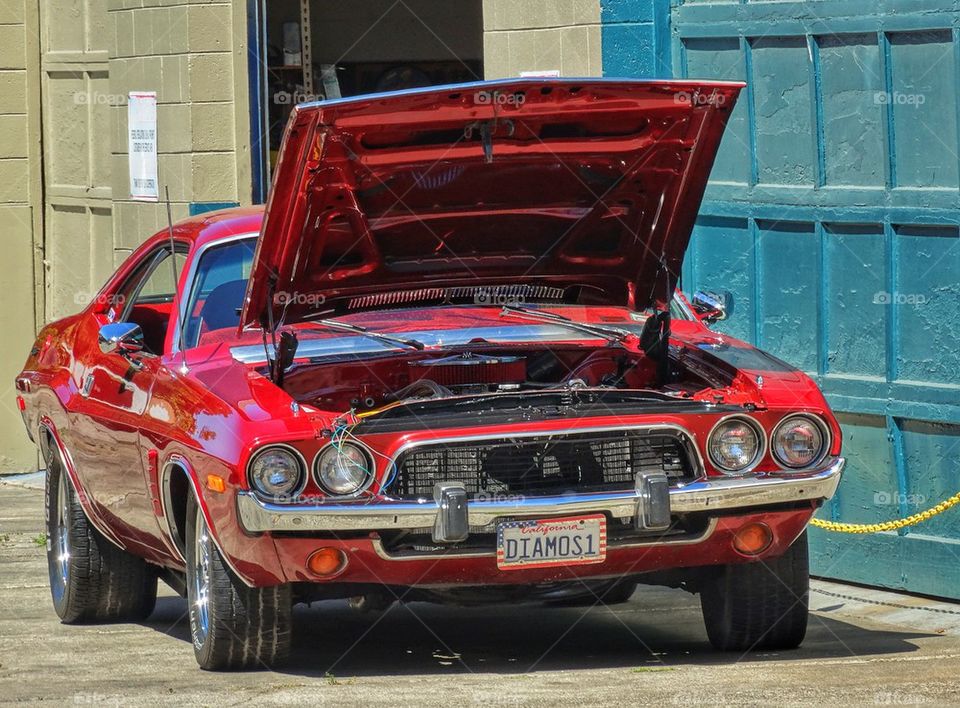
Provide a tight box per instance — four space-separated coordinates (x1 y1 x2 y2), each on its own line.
161 205 264 250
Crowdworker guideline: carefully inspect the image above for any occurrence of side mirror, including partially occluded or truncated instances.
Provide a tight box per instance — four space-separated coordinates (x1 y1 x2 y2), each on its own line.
99 322 145 357
691 290 729 325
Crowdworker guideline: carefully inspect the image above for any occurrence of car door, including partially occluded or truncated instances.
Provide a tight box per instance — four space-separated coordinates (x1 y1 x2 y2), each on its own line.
65 245 186 559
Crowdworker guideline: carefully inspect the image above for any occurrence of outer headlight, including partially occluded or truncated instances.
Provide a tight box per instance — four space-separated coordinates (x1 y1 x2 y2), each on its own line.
248 446 305 498
314 443 373 496
708 417 763 474
772 415 828 469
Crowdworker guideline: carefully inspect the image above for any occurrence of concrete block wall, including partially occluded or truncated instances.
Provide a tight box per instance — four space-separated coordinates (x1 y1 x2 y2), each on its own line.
0 1 43 473
482 0 602 78
106 0 251 263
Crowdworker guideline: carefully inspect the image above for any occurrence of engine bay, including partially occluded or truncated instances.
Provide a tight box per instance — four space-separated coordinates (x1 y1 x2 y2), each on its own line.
279 344 723 417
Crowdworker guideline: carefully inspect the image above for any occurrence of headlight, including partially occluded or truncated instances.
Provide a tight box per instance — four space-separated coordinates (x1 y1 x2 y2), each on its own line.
708 417 763 474
248 446 305 498
314 442 373 496
772 415 828 469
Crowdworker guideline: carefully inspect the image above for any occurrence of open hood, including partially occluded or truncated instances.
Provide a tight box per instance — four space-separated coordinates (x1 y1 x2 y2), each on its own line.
241 78 742 331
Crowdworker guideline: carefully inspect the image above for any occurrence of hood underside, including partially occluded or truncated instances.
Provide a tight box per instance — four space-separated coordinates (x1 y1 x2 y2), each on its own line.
241 78 742 331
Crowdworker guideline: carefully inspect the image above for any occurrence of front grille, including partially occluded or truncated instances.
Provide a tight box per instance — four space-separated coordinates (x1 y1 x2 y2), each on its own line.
388 430 697 500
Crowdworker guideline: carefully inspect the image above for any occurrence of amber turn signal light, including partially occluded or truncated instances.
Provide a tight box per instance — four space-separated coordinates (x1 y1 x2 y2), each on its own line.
307 547 347 577
732 522 773 556
206 474 226 493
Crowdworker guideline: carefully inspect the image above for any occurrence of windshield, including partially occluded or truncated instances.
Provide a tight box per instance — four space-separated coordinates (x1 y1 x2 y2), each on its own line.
182 237 256 349
182 236 692 350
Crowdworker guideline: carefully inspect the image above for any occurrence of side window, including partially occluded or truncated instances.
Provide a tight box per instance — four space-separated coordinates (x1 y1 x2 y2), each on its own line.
116 247 187 355
132 252 186 304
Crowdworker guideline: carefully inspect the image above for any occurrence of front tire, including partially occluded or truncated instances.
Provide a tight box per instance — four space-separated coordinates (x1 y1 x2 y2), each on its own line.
185 495 291 670
700 531 809 651
45 448 157 623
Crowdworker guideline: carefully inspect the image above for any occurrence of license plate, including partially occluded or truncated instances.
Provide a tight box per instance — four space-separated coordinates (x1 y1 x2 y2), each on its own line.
496 514 607 570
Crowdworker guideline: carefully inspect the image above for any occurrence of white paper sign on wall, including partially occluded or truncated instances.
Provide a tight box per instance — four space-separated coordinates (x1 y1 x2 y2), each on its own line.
128 92 158 202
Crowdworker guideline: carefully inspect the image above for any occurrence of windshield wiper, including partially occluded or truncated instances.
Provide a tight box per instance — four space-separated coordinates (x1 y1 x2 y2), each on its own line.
499 305 633 344
304 319 426 351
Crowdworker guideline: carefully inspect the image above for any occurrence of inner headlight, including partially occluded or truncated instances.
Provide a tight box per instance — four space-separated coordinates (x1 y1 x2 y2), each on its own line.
708 417 763 474
314 442 373 496
248 446 304 499
772 415 827 469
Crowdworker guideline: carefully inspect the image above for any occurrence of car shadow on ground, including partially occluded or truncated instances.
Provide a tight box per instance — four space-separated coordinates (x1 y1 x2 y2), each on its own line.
144 585 939 677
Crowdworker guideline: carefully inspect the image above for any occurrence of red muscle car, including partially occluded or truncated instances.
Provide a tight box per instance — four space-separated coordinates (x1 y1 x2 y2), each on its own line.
16 79 843 670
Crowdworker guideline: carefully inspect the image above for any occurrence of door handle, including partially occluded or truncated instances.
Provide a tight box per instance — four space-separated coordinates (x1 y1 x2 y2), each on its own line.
80 373 94 398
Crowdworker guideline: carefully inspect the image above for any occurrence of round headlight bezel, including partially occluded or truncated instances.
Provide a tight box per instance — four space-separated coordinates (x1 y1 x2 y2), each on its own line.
771 414 831 470
707 415 766 475
247 444 307 500
313 442 375 497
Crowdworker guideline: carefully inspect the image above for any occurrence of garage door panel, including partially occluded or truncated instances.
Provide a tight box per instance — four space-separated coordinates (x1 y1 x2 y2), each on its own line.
40 0 112 326
751 36 814 186
683 37 750 185
889 30 958 188
819 34 885 187
824 223 886 378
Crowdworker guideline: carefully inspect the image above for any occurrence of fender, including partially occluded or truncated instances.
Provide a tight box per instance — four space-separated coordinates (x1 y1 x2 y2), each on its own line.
38 417 126 550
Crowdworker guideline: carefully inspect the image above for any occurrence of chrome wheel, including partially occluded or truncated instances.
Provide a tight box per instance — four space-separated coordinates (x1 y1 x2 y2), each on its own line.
50 470 70 601
190 507 211 649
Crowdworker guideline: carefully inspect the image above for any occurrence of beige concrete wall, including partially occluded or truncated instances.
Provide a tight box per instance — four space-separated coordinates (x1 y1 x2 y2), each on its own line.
482 0 602 79
0 1 43 473
107 0 252 263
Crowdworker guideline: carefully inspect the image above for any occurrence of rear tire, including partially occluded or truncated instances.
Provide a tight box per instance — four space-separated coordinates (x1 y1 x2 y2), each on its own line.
44 448 157 623
700 531 809 651
185 495 291 670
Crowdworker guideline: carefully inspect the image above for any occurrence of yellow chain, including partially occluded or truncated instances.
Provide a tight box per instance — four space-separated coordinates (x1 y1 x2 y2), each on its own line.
810 491 960 533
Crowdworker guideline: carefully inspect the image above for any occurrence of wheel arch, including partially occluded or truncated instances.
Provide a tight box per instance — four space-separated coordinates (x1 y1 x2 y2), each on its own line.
37 417 126 550
161 459 192 560
160 454 253 585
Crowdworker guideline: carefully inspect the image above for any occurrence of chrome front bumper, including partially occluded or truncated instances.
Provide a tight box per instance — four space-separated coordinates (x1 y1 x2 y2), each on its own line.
236 457 844 534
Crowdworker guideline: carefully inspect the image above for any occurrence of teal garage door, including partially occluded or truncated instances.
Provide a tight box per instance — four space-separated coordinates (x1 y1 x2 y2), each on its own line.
604 0 960 599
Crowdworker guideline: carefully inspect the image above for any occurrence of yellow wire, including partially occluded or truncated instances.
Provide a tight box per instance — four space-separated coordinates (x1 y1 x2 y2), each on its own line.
810 491 960 533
